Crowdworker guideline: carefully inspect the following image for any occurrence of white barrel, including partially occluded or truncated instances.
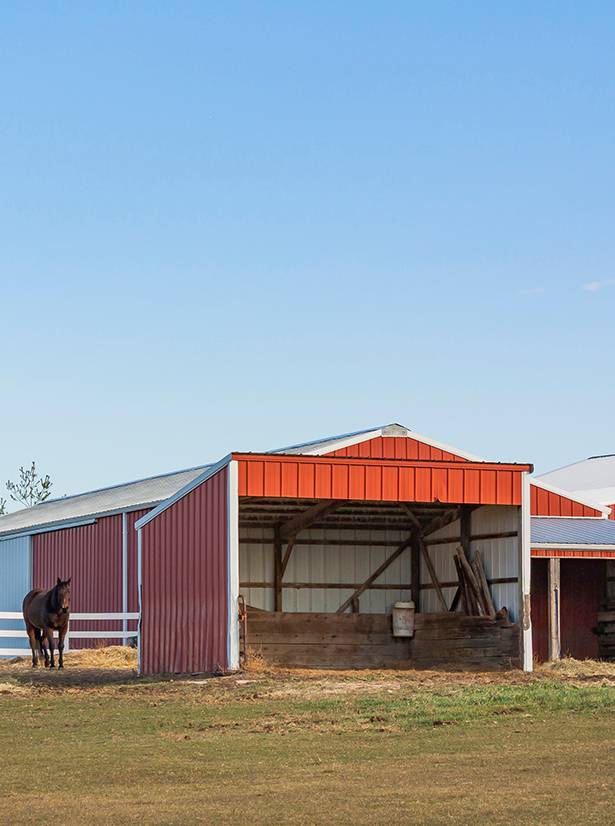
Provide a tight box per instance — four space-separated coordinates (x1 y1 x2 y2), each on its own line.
392 601 415 637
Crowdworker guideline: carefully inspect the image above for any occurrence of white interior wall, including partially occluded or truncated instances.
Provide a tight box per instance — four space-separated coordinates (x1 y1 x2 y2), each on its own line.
470 505 520 621
240 525 412 614
240 505 521 618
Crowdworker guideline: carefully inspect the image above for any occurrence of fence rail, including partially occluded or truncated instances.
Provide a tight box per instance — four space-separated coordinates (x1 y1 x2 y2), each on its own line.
0 611 139 658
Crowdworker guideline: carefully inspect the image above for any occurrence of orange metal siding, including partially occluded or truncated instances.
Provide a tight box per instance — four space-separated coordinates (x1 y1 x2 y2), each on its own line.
324 436 468 462
33 516 123 648
530 485 603 517
140 467 228 675
609 504 615 521
235 454 527 506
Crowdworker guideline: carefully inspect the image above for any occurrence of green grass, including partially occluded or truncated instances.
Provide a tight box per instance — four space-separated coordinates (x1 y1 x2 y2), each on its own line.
1 664 615 825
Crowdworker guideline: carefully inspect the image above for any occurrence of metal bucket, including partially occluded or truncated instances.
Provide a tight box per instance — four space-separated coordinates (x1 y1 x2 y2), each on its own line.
392 601 415 637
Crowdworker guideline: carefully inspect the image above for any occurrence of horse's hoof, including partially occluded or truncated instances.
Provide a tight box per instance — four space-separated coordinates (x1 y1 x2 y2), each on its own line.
49 664 55 669
58 664 63 669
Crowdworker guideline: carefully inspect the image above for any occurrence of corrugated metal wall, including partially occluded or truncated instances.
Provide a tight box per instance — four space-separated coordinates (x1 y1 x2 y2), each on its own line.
420 518 460 613
126 509 149 616
471 506 520 621
530 485 603 517
609 504 615 521
560 559 605 659
33 516 123 647
324 436 468 462
236 455 525 506
140 467 228 675
240 526 412 614
530 559 549 661
0 536 32 655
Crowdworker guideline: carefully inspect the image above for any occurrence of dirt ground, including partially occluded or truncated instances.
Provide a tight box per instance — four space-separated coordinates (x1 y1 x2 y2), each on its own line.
1 648 614 825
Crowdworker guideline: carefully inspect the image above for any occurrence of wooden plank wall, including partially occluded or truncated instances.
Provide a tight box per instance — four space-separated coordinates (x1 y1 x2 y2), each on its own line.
247 611 520 670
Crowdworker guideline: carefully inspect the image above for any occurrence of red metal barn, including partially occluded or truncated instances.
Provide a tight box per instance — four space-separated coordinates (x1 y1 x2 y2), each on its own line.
136 424 536 676
0 466 207 655
529 456 615 661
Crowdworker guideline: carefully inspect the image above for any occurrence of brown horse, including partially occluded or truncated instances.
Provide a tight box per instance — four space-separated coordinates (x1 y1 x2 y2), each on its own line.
23 578 71 668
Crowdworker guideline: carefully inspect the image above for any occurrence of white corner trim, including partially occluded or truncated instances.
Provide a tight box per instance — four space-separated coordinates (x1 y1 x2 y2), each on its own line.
530 478 610 517
137 528 142 675
227 460 240 671
135 454 231 530
520 472 533 673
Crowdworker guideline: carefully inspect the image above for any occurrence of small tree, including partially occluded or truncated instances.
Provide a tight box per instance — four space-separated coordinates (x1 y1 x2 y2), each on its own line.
6 462 53 508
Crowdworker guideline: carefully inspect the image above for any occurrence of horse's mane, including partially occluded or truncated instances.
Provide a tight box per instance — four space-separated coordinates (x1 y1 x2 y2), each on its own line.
47 583 60 614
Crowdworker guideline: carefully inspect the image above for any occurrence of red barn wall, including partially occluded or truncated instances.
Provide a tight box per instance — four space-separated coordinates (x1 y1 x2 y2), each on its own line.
324 436 468 462
531 558 605 661
33 516 123 648
531 559 549 662
140 467 229 675
530 485 603 517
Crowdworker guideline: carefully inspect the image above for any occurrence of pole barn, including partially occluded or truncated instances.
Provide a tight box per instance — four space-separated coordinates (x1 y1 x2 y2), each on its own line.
136 425 536 675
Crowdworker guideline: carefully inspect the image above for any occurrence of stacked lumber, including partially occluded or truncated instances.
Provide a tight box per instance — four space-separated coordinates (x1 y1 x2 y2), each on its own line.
453 550 496 618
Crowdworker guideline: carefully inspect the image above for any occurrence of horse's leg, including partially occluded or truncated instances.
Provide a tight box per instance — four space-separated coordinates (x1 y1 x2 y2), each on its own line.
57 625 67 669
38 630 47 666
46 628 55 669
26 624 38 667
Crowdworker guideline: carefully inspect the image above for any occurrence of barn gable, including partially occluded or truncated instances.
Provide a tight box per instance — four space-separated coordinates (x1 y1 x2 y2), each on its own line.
270 423 480 463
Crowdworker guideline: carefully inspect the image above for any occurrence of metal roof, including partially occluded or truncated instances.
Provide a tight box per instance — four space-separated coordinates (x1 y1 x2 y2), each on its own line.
531 517 615 547
0 464 212 539
537 454 615 506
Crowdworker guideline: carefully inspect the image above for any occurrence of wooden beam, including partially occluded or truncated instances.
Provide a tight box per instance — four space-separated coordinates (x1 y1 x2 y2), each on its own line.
336 535 414 614
548 558 561 661
278 500 338 540
411 534 421 610
280 538 296 577
418 537 448 611
273 525 283 612
422 508 460 538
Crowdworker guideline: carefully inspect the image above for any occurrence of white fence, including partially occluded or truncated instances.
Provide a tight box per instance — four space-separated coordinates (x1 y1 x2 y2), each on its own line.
0 611 139 657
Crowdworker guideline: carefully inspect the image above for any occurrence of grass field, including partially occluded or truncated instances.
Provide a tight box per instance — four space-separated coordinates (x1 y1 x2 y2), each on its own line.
1 649 615 825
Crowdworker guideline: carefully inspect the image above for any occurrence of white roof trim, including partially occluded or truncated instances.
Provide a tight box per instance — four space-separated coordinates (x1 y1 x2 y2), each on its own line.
0 517 97 542
135 457 229 530
530 478 611 517
272 422 484 462
532 543 615 552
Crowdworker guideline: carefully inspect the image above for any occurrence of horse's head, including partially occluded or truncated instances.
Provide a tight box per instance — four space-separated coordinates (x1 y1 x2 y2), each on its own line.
55 577 71 614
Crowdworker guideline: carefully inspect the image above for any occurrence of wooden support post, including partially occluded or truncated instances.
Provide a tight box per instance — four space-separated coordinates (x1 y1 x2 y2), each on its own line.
450 506 472 611
274 525 283 612
411 535 421 611
548 557 561 661
419 537 448 612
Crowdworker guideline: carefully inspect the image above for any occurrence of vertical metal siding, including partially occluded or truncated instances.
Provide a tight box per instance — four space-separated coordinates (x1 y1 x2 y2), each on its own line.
239 525 412 613
420 518 460 613
33 516 123 648
324 436 468 462
126 509 150 632
236 455 526 506
609 504 615 521
140 466 228 675
0 536 32 655
530 559 549 661
530 485 603 517
560 559 605 658
471 506 520 621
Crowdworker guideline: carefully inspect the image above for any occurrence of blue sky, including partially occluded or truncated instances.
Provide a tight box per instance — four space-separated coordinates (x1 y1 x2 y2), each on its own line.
1 4 614 505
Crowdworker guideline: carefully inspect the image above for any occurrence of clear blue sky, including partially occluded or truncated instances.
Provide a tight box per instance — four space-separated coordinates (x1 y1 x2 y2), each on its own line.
1 4 614 505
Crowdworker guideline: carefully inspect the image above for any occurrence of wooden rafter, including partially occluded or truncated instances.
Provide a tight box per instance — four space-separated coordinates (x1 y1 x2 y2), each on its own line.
278 500 339 540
